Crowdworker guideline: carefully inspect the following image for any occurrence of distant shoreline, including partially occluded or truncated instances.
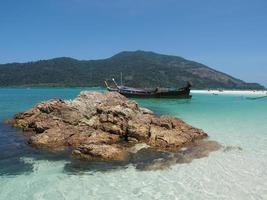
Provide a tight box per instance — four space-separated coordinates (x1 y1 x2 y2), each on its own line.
0 87 266 95
191 90 267 95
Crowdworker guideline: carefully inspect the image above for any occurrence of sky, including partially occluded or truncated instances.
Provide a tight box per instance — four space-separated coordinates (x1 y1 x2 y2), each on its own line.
0 0 267 87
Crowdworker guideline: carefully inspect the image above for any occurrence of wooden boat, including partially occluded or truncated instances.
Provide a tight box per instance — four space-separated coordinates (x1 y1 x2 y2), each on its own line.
104 79 192 99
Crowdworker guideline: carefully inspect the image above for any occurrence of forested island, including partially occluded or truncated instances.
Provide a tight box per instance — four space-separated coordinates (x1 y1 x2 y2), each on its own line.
0 50 264 90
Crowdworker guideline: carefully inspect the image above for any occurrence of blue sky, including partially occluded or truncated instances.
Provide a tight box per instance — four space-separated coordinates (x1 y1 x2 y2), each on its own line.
1 0 267 86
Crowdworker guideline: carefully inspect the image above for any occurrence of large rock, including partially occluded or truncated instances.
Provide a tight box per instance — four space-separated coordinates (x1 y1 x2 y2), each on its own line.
8 91 208 161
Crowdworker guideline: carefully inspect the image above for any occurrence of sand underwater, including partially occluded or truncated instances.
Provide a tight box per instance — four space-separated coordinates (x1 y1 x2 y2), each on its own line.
0 88 267 200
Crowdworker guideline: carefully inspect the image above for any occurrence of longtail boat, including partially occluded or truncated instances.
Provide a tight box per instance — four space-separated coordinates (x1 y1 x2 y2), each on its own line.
104 79 192 99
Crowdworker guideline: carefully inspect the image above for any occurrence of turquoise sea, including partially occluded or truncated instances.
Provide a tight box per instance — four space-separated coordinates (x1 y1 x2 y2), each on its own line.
0 88 267 200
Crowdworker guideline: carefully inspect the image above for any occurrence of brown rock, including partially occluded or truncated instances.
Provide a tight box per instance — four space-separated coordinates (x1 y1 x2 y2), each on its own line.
72 144 128 160
127 121 150 141
6 91 209 161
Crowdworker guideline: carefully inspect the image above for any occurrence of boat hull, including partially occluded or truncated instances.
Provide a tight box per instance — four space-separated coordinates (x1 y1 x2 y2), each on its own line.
104 80 192 99
121 94 192 99
117 91 191 99
107 88 192 99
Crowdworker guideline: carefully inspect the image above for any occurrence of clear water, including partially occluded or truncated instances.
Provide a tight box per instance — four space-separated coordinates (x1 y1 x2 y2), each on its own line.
0 88 267 200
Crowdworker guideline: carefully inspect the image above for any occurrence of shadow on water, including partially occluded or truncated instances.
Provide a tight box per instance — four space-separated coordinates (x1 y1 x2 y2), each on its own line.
64 139 221 174
0 122 222 176
1 123 244 176
0 123 72 176
0 124 34 176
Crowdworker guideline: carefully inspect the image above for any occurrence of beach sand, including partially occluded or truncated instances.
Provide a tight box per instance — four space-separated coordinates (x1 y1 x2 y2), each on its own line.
191 90 267 95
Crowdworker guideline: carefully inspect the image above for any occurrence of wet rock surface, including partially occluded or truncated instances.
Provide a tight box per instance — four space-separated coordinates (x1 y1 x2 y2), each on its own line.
7 91 212 162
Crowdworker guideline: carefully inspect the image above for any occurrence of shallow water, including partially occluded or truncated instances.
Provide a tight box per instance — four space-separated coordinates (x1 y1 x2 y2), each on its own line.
0 88 267 200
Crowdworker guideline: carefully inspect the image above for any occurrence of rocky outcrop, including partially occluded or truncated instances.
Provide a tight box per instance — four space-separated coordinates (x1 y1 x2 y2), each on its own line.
8 91 208 161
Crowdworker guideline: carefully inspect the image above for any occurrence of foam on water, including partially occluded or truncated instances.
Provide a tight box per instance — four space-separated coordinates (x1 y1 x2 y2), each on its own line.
0 88 267 200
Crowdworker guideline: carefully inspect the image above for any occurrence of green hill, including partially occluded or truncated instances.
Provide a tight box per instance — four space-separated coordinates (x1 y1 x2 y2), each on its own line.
0 50 264 89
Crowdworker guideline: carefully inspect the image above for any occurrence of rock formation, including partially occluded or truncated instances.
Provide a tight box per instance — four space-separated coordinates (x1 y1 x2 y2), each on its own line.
7 91 208 161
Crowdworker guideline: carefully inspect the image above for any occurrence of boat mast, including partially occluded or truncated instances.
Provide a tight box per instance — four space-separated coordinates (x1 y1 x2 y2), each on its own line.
112 78 119 88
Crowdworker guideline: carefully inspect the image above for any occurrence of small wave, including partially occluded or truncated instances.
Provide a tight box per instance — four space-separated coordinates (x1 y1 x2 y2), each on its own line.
246 96 267 100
